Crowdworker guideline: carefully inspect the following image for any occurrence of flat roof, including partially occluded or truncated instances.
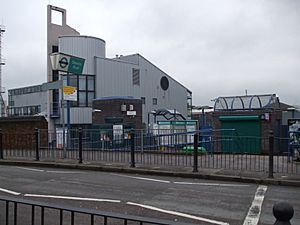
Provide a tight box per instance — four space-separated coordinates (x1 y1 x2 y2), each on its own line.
59 35 106 43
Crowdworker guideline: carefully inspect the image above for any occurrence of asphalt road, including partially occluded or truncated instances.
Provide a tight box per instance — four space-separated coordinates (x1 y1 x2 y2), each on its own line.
0 165 299 225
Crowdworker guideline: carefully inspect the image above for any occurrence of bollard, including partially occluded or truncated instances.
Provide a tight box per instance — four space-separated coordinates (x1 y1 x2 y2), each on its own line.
78 128 83 164
193 133 198 172
130 130 135 168
0 129 3 160
273 202 294 225
35 128 40 161
268 130 274 178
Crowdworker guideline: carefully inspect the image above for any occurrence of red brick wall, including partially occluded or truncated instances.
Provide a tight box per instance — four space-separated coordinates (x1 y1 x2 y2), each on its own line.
92 98 143 129
0 116 48 149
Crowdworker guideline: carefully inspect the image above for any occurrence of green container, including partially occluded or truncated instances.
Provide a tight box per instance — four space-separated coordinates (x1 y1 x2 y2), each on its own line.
183 146 207 154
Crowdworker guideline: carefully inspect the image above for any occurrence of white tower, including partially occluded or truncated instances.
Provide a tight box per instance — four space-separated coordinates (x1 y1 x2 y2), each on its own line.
0 25 5 117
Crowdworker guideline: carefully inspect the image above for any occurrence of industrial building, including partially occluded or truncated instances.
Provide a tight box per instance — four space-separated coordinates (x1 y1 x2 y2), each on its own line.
191 94 300 155
6 5 192 132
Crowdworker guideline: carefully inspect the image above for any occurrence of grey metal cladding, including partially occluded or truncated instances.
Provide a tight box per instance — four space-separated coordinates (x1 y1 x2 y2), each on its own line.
95 54 189 123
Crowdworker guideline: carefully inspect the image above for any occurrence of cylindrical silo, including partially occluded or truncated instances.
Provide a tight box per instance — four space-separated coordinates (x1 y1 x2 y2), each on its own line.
59 35 106 75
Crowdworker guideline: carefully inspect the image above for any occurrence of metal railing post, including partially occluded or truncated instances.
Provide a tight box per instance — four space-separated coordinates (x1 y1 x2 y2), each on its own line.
193 133 198 172
268 130 274 178
0 195 200 225
141 129 144 153
35 128 40 161
273 202 294 225
78 128 83 164
130 130 135 168
0 129 3 160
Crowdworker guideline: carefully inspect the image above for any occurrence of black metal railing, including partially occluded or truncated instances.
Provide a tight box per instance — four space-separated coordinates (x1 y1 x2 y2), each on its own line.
0 128 299 176
0 196 195 225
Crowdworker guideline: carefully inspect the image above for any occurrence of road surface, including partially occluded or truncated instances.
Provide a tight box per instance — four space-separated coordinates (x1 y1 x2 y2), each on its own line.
0 165 299 225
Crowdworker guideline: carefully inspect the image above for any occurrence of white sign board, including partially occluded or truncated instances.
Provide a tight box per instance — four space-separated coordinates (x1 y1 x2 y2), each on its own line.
113 125 123 143
56 128 67 149
51 53 70 72
158 124 171 147
50 52 85 74
186 124 196 144
153 123 159 135
63 86 77 101
127 111 136 116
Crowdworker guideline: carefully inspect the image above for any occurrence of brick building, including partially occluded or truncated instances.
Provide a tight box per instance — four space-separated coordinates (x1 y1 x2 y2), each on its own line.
92 97 143 130
205 94 291 154
0 116 48 149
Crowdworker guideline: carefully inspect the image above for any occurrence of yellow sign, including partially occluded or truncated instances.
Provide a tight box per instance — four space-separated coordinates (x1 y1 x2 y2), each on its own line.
63 86 77 101
63 86 76 94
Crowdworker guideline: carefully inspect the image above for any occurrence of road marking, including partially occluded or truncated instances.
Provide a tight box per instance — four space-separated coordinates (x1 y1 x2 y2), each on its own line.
0 188 21 196
174 182 249 187
127 202 229 225
16 167 44 172
24 194 121 203
15 167 83 174
46 170 83 174
113 174 171 183
113 174 248 187
243 185 268 225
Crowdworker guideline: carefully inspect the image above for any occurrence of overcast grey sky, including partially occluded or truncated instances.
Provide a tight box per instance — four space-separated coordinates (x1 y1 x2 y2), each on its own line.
1 0 300 106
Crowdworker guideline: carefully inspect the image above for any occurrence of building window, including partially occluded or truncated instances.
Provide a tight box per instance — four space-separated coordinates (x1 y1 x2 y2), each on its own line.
187 91 192 118
8 85 42 96
23 107 28 115
8 95 14 106
87 76 95 91
78 92 87 107
8 105 40 116
79 76 86 90
153 98 157 105
52 45 58 53
132 68 140 86
69 75 78 87
62 74 95 107
87 92 95 107
141 97 146 104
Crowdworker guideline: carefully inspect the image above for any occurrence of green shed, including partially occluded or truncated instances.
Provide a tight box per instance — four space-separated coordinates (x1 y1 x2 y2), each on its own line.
219 115 262 154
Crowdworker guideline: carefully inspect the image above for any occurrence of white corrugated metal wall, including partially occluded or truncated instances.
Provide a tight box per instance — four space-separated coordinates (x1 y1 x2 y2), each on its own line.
58 36 106 124
57 36 190 126
11 91 47 115
137 55 189 123
95 54 190 124
59 36 106 75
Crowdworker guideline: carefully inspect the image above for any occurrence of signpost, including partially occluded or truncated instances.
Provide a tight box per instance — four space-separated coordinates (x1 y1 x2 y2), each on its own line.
63 86 77 101
50 52 85 74
50 52 85 156
41 80 63 91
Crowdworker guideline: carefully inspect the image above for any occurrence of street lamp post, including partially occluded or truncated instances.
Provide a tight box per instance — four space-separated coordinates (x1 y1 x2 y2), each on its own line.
50 52 85 155
66 72 71 149
193 105 213 129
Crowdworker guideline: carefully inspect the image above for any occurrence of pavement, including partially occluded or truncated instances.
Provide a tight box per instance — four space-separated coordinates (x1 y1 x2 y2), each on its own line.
0 158 299 187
